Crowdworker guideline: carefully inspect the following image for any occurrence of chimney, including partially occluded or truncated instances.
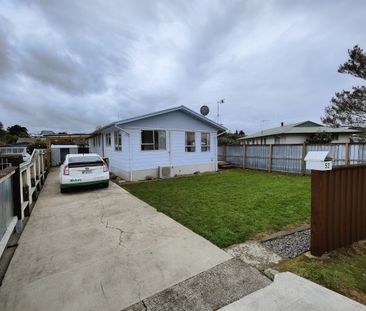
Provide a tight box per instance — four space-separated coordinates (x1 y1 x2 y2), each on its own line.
281 122 284 127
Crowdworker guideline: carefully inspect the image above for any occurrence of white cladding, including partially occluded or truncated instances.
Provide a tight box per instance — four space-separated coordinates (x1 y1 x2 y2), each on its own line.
88 110 220 180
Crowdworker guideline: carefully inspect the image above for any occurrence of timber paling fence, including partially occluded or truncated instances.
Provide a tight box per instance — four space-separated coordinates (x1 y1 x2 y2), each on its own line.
218 143 366 175
0 149 47 258
311 165 366 256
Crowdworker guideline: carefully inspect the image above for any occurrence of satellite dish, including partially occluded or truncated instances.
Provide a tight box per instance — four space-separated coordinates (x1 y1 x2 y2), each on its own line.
200 105 209 116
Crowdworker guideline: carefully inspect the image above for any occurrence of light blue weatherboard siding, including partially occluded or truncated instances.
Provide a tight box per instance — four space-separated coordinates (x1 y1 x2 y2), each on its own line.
88 110 219 176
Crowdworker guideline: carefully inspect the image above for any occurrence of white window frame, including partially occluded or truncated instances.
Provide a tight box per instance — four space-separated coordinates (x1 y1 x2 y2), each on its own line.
141 130 166 151
201 132 210 152
114 131 122 151
106 133 111 146
185 132 196 152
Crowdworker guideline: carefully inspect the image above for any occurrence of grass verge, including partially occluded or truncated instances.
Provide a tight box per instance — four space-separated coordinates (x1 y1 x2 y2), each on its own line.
277 240 366 304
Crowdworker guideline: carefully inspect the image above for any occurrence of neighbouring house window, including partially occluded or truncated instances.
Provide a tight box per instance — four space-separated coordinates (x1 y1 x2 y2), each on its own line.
97 135 101 147
114 131 122 151
185 132 196 152
201 133 210 152
141 130 166 150
106 133 111 146
274 136 280 144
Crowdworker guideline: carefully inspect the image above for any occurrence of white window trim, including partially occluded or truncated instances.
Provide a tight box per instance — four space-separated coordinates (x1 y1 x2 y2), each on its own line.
201 132 210 152
106 133 111 146
185 131 196 152
114 131 122 151
141 130 167 151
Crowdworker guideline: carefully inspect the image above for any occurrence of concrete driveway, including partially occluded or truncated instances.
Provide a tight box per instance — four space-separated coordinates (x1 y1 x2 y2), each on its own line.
0 169 231 311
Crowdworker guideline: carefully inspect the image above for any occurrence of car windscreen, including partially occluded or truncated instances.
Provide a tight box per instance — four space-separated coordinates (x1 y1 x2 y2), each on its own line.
68 156 104 168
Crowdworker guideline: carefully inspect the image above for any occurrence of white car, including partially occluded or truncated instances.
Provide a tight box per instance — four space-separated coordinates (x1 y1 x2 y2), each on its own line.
60 153 109 193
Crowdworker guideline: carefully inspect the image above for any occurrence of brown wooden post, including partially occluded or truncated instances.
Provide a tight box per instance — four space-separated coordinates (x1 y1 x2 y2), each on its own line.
345 143 350 166
310 170 329 256
301 143 306 175
268 144 273 172
47 137 52 170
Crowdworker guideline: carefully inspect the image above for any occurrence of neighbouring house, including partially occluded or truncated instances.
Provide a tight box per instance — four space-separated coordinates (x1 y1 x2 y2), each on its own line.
88 105 226 181
239 121 359 145
0 142 31 161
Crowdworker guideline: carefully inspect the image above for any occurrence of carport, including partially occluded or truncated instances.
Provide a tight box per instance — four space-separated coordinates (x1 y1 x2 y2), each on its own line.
45 134 90 169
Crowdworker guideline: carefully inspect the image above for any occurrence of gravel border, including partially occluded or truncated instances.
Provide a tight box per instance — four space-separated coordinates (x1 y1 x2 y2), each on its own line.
262 229 310 259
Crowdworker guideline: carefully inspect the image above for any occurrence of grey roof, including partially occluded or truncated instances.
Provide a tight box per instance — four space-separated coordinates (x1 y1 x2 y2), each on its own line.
239 121 359 140
92 105 227 134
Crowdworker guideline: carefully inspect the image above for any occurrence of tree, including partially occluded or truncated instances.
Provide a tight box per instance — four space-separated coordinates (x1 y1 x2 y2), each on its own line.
7 124 29 137
322 45 366 128
218 130 246 146
27 140 47 154
0 121 5 136
305 132 333 144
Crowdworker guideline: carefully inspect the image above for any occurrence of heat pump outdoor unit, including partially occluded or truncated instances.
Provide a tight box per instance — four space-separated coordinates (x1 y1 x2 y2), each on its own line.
159 166 173 179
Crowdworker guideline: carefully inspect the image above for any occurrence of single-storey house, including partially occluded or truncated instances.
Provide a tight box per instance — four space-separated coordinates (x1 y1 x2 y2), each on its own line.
239 121 359 145
88 106 226 181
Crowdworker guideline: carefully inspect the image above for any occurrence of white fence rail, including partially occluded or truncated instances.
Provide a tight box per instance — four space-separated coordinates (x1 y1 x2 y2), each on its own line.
218 143 366 175
0 149 47 257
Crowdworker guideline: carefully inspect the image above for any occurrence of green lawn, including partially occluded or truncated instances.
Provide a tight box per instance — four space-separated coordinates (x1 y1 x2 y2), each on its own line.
122 169 310 248
277 242 366 304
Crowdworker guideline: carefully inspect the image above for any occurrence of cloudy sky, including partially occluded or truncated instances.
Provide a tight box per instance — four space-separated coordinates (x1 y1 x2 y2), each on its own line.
0 0 365 134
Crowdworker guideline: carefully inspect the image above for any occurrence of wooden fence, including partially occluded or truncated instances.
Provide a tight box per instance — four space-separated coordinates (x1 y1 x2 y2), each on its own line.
0 149 47 257
311 165 366 256
218 143 366 174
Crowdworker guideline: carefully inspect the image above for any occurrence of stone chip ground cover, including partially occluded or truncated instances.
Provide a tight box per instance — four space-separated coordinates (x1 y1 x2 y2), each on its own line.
122 169 310 248
263 229 310 258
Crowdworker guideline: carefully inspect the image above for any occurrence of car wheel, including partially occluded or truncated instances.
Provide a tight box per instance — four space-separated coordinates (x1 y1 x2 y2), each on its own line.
60 187 67 193
103 182 109 188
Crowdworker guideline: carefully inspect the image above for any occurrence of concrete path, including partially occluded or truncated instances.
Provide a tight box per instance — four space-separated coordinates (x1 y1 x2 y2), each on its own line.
0 170 231 311
220 272 366 311
124 258 271 311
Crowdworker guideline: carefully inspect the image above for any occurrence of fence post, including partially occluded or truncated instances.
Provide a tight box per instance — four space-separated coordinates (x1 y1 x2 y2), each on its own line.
301 143 306 175
345 143 350 166
12 167 23 232
268 144 273 172
310 170 329 256
242 145 246 168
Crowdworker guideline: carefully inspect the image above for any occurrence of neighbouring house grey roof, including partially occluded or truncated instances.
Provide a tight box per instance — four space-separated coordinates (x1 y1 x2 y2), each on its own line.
239 121 359 140
16 137 36 144
40 130 56 136
92 105 227 135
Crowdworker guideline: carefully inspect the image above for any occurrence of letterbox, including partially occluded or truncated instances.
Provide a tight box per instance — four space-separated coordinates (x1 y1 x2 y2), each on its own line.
304 151 333 171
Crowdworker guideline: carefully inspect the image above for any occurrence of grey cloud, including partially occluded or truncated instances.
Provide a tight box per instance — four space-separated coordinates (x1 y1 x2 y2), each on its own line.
0 0 366 134
21 45 106 95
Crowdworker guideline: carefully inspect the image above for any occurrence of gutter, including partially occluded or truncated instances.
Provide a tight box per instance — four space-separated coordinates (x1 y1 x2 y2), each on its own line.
114 125 133 182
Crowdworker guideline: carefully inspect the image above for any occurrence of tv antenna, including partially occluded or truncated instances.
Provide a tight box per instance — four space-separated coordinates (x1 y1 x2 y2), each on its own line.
217 99 224 123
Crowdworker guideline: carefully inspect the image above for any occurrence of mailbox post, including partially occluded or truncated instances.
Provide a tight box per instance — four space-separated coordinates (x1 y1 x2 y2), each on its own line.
304 151 333 171
305 151 333 256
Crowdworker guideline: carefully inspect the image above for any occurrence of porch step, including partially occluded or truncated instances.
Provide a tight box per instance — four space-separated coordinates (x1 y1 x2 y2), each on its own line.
218 161 234 169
